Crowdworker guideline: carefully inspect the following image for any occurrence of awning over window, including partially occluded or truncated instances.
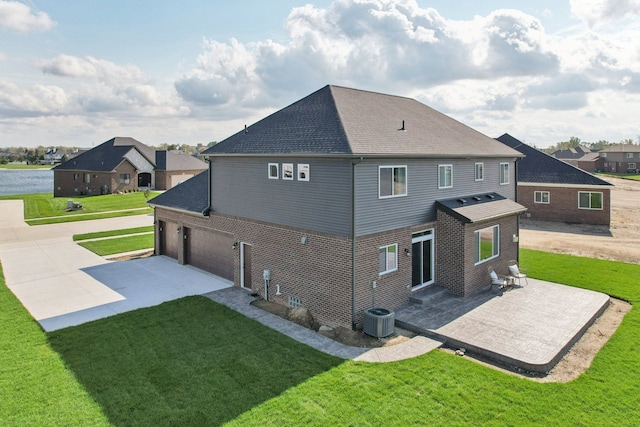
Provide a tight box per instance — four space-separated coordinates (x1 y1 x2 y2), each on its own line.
436 193 527 224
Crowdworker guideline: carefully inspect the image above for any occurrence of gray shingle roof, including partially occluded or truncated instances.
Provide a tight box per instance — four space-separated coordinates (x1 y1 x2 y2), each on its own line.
204 85 522 158
600 144 640 153
54 137 155 171
496 134 612 186
436 193 526 224
155 151 207 171
148 170 209 214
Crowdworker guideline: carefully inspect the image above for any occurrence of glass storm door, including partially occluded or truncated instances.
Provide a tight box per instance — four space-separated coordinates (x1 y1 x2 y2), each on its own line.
412 230 434 290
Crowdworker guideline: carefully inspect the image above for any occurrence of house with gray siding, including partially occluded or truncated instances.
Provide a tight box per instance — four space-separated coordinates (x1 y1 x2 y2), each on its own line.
150 85 526 330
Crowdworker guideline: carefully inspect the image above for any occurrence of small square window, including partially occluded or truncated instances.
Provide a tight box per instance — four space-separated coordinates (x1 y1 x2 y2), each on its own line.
268 163 279 179
438 164 453 189
283 163 294 180
534 191 550 204
379 244 398 275
475 163 484 181
297 164 309 181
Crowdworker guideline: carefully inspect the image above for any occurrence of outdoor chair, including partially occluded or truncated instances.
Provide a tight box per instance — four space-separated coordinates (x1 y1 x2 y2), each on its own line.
507 260 528 286
488 266 511 291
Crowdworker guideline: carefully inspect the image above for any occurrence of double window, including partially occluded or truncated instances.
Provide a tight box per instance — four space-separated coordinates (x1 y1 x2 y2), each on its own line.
626 153 634 159
83 173 91 183
500 163 509 185
534 191 550 204
475 225 499 264
379 166 407 198
119 173 130 184
379 244 398 275
578 192 603 210
628 163 636 170
438 164 453 189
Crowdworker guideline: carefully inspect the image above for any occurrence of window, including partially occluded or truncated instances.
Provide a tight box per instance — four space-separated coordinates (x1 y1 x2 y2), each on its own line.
268 163 279 179
601 153 607 158
297 164 309 181
475 162 484 181
579 192 603 210
119 173 130 184
534 191 550 204
379 166 407 198
500 163 509 185
283 163 294 180
73 173 79 181
438 164 453 188
475 225 499 264
83 173 90 183
628 163 636 170
626 153 634 159
379 244 398 275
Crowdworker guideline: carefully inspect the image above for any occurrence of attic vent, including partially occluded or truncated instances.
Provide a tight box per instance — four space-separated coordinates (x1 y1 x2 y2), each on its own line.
457 198 466 204
486 194 495 199
473 196 481 201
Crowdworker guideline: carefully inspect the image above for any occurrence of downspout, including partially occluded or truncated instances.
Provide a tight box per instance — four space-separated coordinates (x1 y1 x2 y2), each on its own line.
351 158 362 330
514 156 521 263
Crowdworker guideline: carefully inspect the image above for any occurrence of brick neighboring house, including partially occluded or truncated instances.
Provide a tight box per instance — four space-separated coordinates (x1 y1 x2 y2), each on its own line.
599 144 640 173
551 146 604 173
497 134 612 226
53 137 207 197
150 85 526 330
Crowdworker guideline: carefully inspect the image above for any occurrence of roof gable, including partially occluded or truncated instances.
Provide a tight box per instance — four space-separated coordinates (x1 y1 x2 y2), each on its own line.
205 85 522 158
496 133 612 186
54 137 156 172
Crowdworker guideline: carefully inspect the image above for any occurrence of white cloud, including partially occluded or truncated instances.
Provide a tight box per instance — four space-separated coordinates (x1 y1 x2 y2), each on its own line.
0 0 55 32
40 55 148 84
570 0 640 27
175 0 559 116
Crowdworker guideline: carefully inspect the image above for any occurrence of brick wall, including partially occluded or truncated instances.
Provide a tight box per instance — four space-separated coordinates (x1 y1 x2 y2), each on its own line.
518 185 610 226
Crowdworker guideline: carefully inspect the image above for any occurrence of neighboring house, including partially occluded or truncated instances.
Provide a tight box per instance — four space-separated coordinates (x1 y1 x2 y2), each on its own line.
599 144 640 173
53 137 207 197
150 85 525 330
497 134 612 226
42 148 64 165
551 146 604 173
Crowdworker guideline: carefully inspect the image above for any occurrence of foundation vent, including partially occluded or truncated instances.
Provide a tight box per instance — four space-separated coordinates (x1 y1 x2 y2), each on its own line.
288 296 302 308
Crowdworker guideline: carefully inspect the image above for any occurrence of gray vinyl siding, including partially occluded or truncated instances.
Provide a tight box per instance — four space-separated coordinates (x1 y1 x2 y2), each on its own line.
354 158 517 236
210 157 353 236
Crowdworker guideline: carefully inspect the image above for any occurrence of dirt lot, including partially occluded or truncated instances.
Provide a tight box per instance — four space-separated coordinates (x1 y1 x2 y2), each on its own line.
520 177 640 264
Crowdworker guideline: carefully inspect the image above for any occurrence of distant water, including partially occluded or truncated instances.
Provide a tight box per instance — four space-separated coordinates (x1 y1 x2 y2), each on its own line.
0 169 54 196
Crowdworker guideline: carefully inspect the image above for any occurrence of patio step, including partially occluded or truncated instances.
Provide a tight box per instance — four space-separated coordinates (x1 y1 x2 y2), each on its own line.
409 285 451 305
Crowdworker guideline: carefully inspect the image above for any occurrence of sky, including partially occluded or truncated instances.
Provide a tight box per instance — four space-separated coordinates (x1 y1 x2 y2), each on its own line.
1 0 640 149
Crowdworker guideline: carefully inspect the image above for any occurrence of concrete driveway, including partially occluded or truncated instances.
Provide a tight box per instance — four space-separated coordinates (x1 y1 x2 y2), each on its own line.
0 201 231 331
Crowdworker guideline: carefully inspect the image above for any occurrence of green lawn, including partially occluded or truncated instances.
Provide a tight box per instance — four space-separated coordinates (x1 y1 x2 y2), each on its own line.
0 192 157 225
73 226 154 241
2 250 639 425
77 234 154 256
0 163 53 169
597 172 640 181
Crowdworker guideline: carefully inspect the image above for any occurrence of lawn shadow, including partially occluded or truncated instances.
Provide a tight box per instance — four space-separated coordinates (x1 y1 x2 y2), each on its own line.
47 296 343 426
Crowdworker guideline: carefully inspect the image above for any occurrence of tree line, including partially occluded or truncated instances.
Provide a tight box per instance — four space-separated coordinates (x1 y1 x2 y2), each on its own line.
542 136 639 154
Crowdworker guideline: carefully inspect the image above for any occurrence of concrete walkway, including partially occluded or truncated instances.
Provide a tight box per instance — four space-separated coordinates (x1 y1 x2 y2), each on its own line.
0 200 441 362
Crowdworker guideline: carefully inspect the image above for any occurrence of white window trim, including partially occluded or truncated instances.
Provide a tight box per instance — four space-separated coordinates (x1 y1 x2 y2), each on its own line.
379 244 398 275
438 164 453 189
297 163 309 181
578 191 603 210
475 162 484 181
268 163 279 179
282 163 294 180
627 163 636 169
626 153 634 158
378 165 408 199
500 162 510 185
534 191 550 204
474 225 500 265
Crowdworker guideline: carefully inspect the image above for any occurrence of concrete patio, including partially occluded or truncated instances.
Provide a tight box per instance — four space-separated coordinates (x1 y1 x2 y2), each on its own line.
395 281 610 373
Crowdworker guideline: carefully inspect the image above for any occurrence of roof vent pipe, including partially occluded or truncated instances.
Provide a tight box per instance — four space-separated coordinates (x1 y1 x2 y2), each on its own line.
244 124 248 134
399 120 405 131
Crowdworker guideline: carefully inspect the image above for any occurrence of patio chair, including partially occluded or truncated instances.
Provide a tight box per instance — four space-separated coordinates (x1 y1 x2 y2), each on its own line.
488 266 510 291
507 260 528 286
